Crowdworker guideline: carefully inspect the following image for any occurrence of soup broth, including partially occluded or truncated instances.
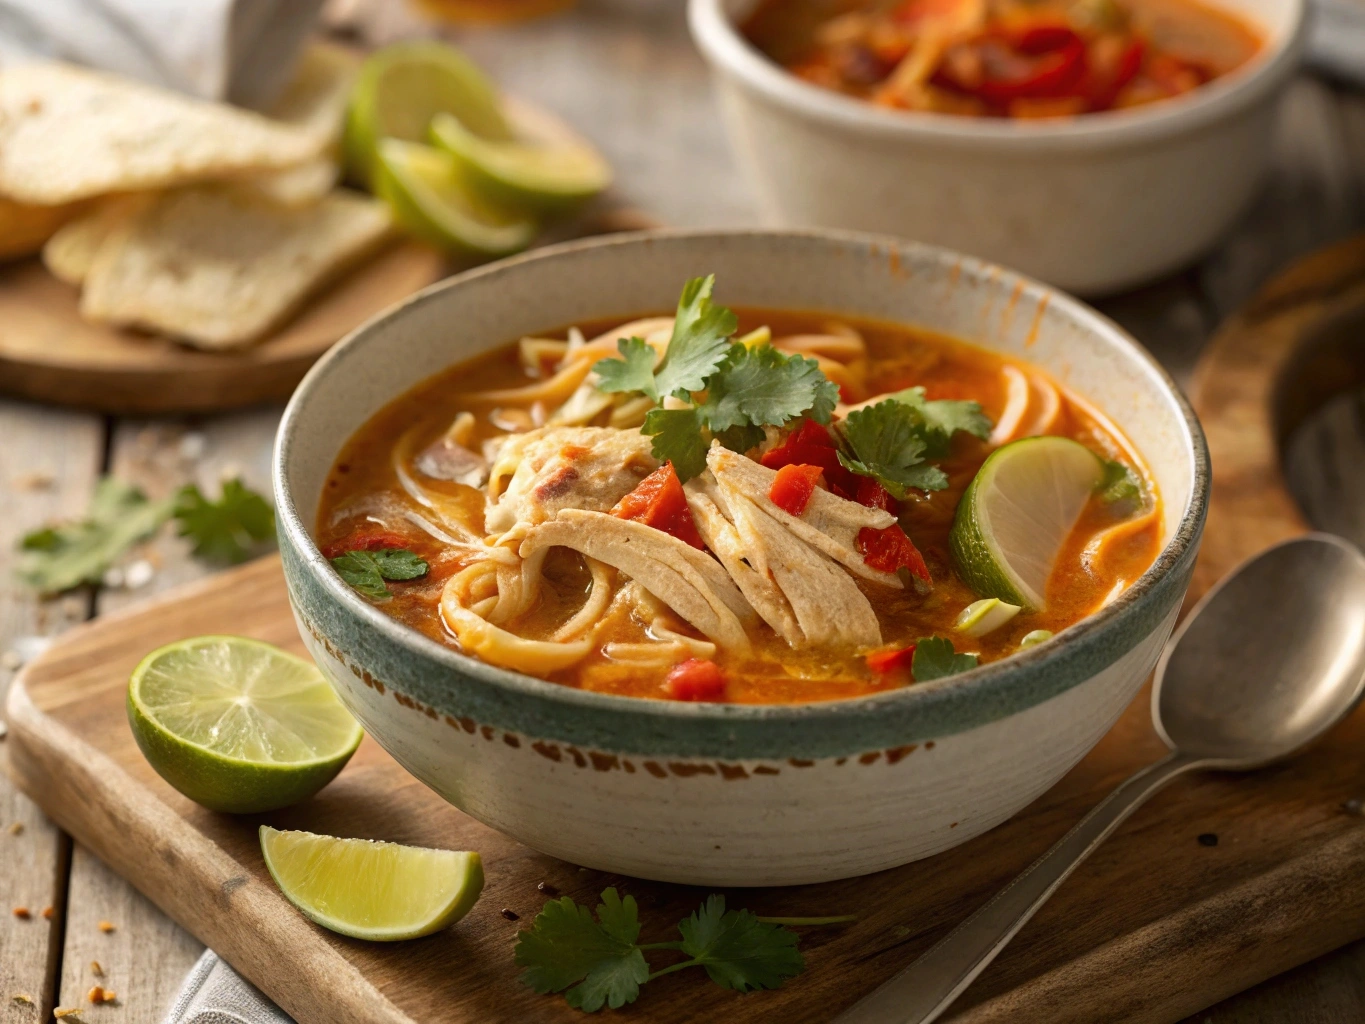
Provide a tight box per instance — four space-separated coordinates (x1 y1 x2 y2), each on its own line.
318 298 1161 705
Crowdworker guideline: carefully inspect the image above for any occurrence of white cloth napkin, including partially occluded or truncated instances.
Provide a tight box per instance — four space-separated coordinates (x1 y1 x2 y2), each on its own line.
0 0 325 107
162 951 294 1024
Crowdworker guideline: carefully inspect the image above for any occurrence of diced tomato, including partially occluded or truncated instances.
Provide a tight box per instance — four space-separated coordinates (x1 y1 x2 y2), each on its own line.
663 659 728 702
854 476 897 515
762 421 857 497
866 645 916 674
321 528 411 560
769 464 825 517
611 463 705 550
857 525 932 586
934 24 1087 107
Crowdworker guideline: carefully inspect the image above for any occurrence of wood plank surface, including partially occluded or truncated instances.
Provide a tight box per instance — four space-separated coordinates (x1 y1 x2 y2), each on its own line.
0 401 104 1022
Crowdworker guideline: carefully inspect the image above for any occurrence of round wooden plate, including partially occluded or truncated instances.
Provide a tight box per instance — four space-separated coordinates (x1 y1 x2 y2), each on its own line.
1190 232 1365 595
0 241 448 415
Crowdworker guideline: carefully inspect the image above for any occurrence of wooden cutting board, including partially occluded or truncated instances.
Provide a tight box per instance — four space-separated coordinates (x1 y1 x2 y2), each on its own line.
0 243 447 416
7 238 1365 1024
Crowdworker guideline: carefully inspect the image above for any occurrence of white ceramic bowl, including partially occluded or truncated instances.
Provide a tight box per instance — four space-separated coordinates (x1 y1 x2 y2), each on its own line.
689 0 1306 294
275 230 1208 886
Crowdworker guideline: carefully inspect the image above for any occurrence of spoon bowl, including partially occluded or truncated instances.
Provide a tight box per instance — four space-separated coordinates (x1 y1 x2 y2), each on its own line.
1154 533 1365 768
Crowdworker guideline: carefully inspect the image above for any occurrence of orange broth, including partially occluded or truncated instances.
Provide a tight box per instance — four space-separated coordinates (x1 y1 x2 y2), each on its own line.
317 309 1162 704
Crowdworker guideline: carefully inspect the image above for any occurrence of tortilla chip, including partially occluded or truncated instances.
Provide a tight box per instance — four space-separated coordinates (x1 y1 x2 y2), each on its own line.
0 196 88 260
78 186 395 349
41 196 152 285
0 63 328 205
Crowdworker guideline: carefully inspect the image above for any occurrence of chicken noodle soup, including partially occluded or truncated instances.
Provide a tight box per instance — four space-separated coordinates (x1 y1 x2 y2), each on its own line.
318 277 1161 704
742 0 1262 119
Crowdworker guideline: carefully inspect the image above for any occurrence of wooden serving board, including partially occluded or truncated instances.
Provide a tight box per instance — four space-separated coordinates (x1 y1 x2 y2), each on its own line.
0 242 447 416
7 238 1365 1024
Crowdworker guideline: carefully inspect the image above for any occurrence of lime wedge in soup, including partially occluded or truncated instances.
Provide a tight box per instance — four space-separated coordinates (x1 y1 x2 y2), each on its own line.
373 139 538 257
429 100 612 213
260 827 484 941
127 636 362 814
345 40 510 187
949 436 1106 611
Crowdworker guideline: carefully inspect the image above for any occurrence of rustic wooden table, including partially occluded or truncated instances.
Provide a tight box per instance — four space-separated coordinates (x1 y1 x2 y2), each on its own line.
3 2 1364 1020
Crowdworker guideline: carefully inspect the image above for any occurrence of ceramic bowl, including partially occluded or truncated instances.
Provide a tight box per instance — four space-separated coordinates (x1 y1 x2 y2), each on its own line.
274 230 1208 886
689 0 1306 295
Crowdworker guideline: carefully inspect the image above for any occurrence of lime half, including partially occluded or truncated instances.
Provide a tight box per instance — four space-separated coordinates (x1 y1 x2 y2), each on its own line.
260 827 484 941
374 139 538 257
430 100 612 213
950 436 1105 611
128 636 362 814
345 41 510 187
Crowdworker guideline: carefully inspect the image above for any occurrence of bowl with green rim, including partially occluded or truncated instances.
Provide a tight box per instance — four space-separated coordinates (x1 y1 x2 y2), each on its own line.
274 229 1208 886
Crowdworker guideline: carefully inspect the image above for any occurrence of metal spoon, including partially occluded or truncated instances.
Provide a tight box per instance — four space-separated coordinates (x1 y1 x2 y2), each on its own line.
835 533 1365 1024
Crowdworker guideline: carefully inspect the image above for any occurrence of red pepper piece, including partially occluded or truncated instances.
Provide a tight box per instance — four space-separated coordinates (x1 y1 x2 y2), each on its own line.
664 659 728 702
762 422 857 498
611 463 705 550
769 464 825 517
866 645 917 674
936 25 1087 106
321 529 412 561
855 476 897 515
857 525 932 585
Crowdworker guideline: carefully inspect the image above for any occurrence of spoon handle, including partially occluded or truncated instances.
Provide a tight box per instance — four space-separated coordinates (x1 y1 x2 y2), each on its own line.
833 751 1202 1024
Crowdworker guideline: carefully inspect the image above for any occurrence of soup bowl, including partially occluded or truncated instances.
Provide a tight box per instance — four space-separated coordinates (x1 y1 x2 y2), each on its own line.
274 229 1208 886
689 0 1306 295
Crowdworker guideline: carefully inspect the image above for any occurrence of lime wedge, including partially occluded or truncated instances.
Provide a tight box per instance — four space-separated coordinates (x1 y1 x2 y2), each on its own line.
374 139 538 257
429 100 612 213
949 436 1106 611
260 827 484 941
127 636 362 814
345 41 510 187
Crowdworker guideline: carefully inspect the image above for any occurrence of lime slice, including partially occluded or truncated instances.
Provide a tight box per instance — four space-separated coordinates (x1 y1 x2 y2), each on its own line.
260 827 484 941
954 597 1022 637
344 41 510 187
949 436 1106 611
128 636 362 814
429 100 612 213
374 139 538 257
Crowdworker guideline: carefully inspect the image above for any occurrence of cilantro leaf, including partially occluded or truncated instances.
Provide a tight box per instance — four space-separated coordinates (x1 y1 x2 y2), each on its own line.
174 478 275 564
837 400 937 499
676 894 804 993
1098 458 1145 511
592 337 658 398
715 423 766 454
912 637 979 682
885 387 992 458
642 407 710 483
699 345 840 432
653 274 737 400
330 548 428 600
515 889 650 1012
15 478 176 593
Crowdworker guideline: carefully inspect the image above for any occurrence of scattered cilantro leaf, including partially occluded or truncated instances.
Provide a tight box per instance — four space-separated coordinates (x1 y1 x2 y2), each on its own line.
886 387 993 457
592 336 657 398
516 889 650 1012
912 637 979 682
330 548 428 601
642 407 710 483
653 274 738 399
714 422 766 455
699 345 840 432
15 478 175 593
836 400 938 499
676 894 804 993
1097 458 1145 511
174 478 275 563
517 889 810 1013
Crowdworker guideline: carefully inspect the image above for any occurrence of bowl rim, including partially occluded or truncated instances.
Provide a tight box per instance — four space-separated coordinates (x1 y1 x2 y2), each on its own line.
687 0 1307 154
275 227 1209 744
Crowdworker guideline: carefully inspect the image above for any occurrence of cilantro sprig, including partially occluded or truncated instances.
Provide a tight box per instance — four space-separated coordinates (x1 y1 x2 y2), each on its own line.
1097 458 1145 513
836 388 992 499
913 637 979 681
593 276 839 481
516 888 809 1012
330 548 428 600
16 476 275 593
